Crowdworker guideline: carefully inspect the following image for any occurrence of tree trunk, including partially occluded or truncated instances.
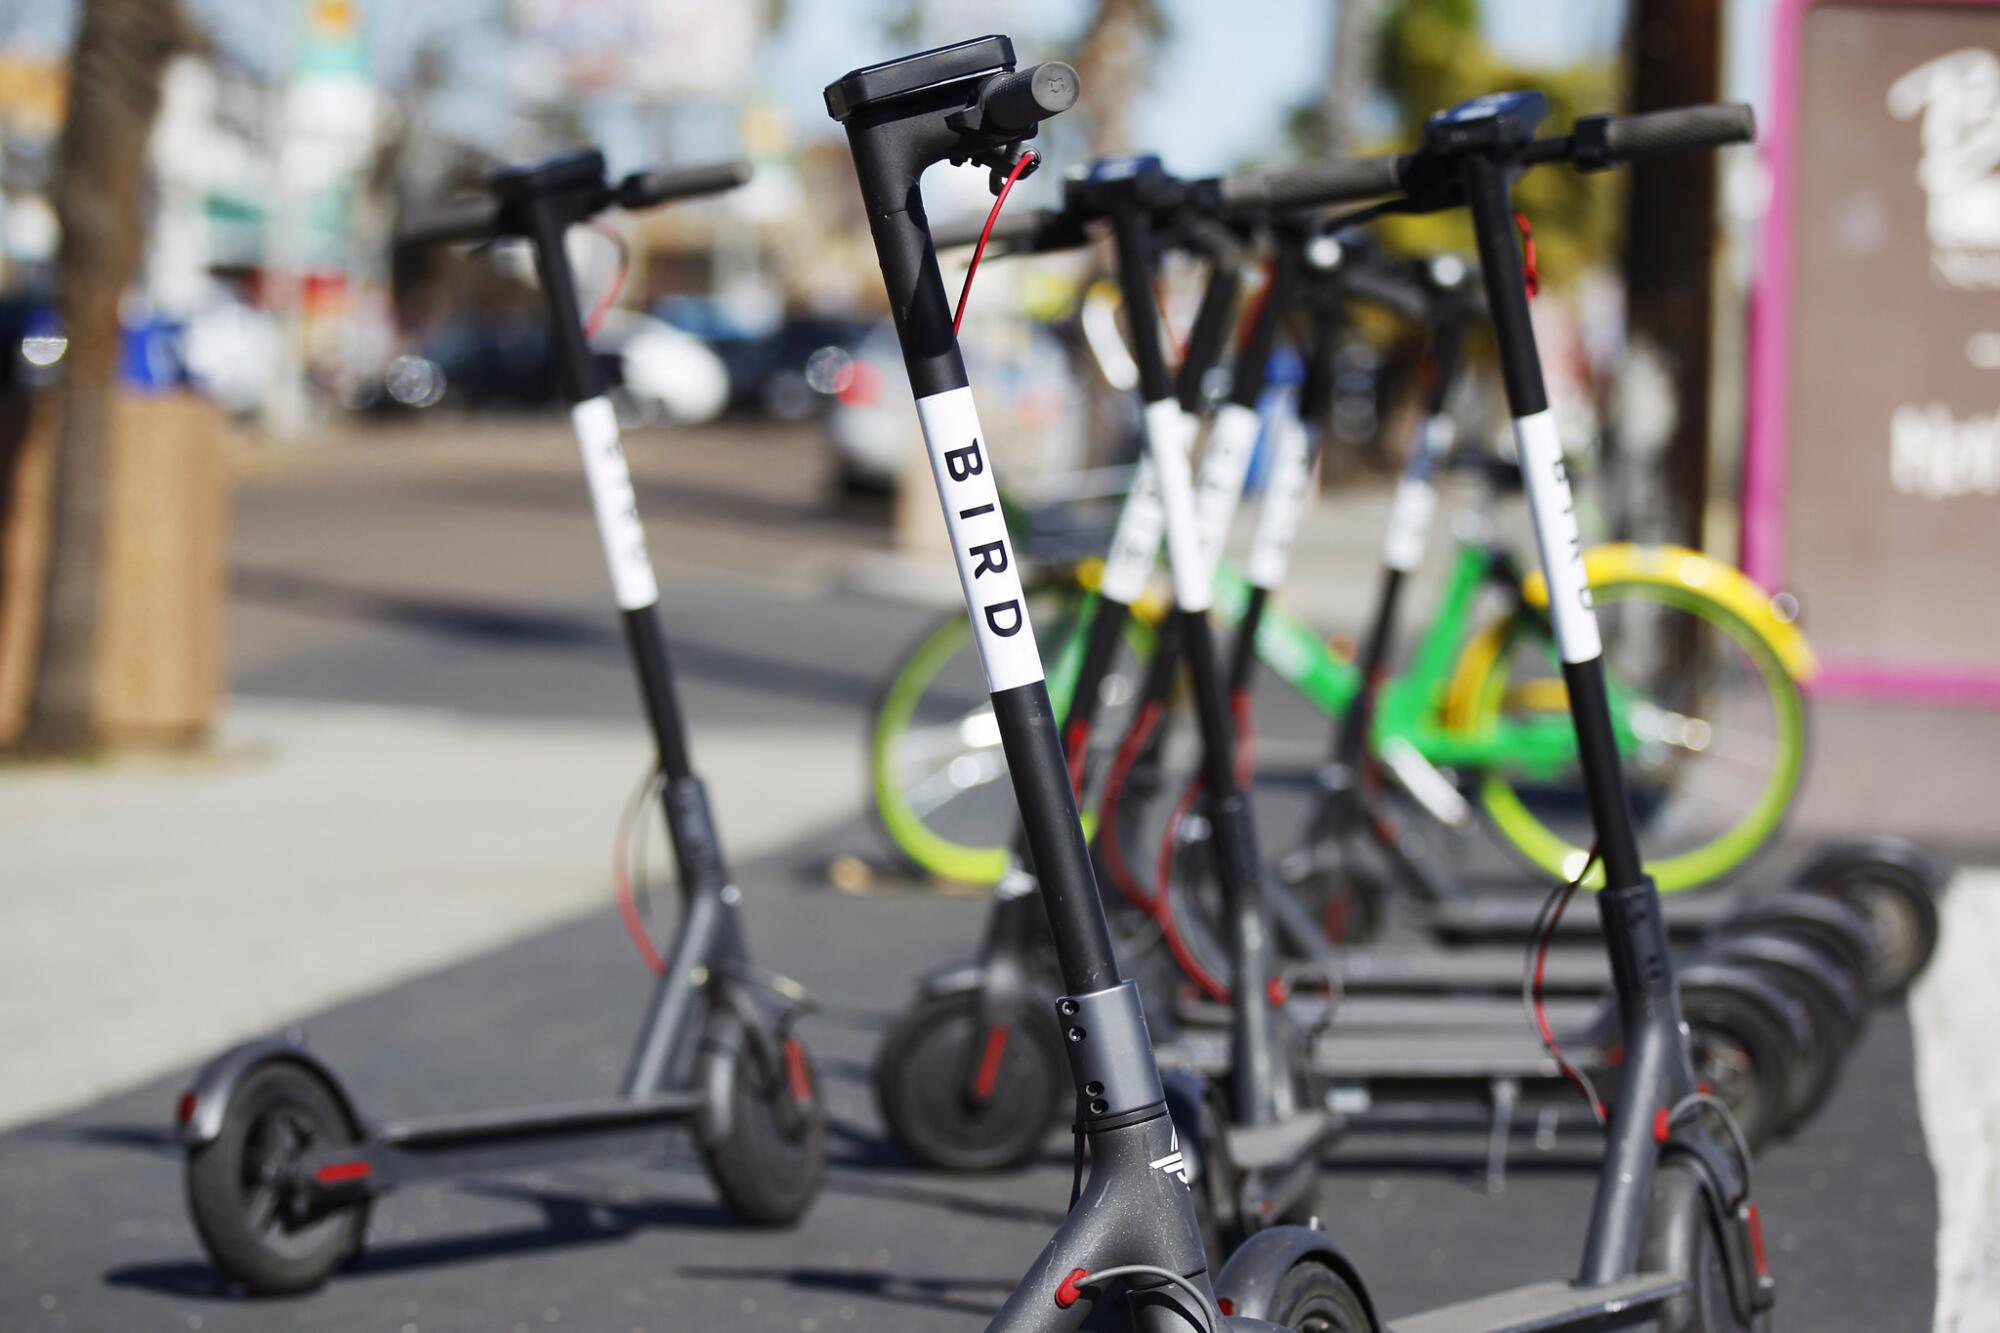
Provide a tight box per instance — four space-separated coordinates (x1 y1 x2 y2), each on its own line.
1322 0 1382 154
18 0 187 754
1616 0 1720 550
1073 0 1163 156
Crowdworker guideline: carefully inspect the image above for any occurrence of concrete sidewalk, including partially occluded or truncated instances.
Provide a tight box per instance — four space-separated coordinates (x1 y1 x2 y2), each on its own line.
0 697 859 1133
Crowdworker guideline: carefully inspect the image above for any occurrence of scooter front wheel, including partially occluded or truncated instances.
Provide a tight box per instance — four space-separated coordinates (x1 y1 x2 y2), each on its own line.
1264 1258 1374 1332
874 991 1065 1171
184 1060 369 1296
1639 1161 1771 1332
702 1032 828 1225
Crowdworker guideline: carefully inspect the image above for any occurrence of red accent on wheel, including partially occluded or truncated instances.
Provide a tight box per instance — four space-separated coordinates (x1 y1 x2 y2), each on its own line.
972 1025 1011 1103
1219 1297 1236 1317
1267 977 1288 1007
313 1160 372 1185
1055 1267 1090 1308
175 1090 196 1125
784 1037 815 1107
1156 776 1230 1003
1228 688 1256 783
1063 719 1093 795
1098 699 1165 911
1652 1107 1671 1144
1745 1203 1769 1279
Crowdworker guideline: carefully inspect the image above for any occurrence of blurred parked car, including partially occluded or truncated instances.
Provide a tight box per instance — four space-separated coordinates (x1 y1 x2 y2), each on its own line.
821 320 1086 494
362 309 728 424
654 295 871 422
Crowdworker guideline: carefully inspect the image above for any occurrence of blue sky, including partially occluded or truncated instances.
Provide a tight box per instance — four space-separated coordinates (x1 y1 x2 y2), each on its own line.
0 0 1724 175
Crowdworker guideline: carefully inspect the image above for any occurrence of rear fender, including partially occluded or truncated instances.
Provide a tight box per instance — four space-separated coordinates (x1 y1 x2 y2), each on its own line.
1213 1225 1381 1331
176 1038 361 1147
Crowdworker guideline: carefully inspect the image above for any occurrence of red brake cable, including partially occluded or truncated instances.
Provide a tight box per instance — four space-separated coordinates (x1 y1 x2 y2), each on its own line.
583 221 631 339
952 150 1040 335
1514 211 1539 299
1525 846 1606 1121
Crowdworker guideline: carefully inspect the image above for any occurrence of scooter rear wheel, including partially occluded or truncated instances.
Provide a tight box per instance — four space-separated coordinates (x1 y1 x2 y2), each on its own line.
1809 856 1940 997
185 1060 369 1296
1639 1161 1770 1332
1707 933 1862 1129
703 1032 828 1225
1264 1258 1374 1332
874 991 1065 1171
1679 982 1798 1149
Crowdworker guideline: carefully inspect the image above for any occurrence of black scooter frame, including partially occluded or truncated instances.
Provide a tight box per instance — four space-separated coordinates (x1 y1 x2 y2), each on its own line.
832 36 1365 1332
179 151 823 1258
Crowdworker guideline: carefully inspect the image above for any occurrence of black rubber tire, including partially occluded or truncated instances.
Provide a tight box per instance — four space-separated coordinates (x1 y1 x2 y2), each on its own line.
701 1033 828 1226
184 1061 368 1296
1721 892 1878 993
1279 852 1386 951
873 991 1065 1172
1706 934 1859 1129
1639 1160 1769 1332
1679 982 1799 1149
1812 860 1941 997
1266 1258 1374 1333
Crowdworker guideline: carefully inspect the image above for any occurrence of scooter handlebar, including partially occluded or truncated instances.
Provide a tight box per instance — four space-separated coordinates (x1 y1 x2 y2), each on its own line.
1601 102 1756 159
1217 153 1405 212
397 195 503 249
616 160 754 211
975 61 1079 138
932 205 1066 252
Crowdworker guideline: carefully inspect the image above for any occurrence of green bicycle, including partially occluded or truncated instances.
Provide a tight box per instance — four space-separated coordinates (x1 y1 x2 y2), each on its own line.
869 495 1815 894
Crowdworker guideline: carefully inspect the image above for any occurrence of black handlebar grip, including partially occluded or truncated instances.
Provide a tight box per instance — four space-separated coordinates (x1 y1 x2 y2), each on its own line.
1218 153 1404 212
1604 102 1756 159
398 195 503 249
977 61 1080 137
616 160 753 210
1339 263 1432 322
932 206 1063 252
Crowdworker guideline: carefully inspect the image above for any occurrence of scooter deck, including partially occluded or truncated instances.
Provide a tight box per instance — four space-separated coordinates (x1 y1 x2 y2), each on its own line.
1386 1273 1684 1333
379 1090 706 1150
1430 890 1736 942
1159 1026 1600 1080
1227 1107 1341 1170
1171 990 1602 1038
1338 948 1610 994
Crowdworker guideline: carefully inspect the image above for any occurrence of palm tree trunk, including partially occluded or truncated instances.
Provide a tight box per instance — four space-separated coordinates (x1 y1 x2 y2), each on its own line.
18 0 187 754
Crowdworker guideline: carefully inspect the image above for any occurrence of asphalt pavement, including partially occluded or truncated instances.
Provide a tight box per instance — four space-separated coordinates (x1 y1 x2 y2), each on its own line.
0 416 1968 1330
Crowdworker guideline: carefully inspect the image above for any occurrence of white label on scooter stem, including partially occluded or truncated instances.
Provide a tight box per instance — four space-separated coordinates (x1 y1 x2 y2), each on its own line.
1421 411 1456 461
570 396 660 611
914 387 1045 693
1100 453 1166 607
1143 398 1210 613
1513 409 1602 664
1246 413 1314 590
1192 401 1262 584
1381 474 1437 574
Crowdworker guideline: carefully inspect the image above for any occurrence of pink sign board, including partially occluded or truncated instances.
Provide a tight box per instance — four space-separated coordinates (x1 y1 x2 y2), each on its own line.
1746 0 2000 706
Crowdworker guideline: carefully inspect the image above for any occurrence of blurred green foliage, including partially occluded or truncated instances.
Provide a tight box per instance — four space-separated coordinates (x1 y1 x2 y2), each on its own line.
1362 1 1621 289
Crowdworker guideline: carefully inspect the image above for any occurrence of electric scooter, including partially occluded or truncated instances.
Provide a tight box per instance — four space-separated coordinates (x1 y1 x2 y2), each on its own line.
917 184 1834 1180
174 152 827 1297
1143 238 1867 1164
1211 88 1780 1333
835 36 1370 1329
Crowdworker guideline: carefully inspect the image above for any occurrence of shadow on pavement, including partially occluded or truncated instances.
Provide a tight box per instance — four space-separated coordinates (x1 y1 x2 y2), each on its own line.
103 1182 732 1300
676 1263 1013 1319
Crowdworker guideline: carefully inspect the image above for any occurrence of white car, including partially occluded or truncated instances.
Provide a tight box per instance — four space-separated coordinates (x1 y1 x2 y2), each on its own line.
592 309 731 426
